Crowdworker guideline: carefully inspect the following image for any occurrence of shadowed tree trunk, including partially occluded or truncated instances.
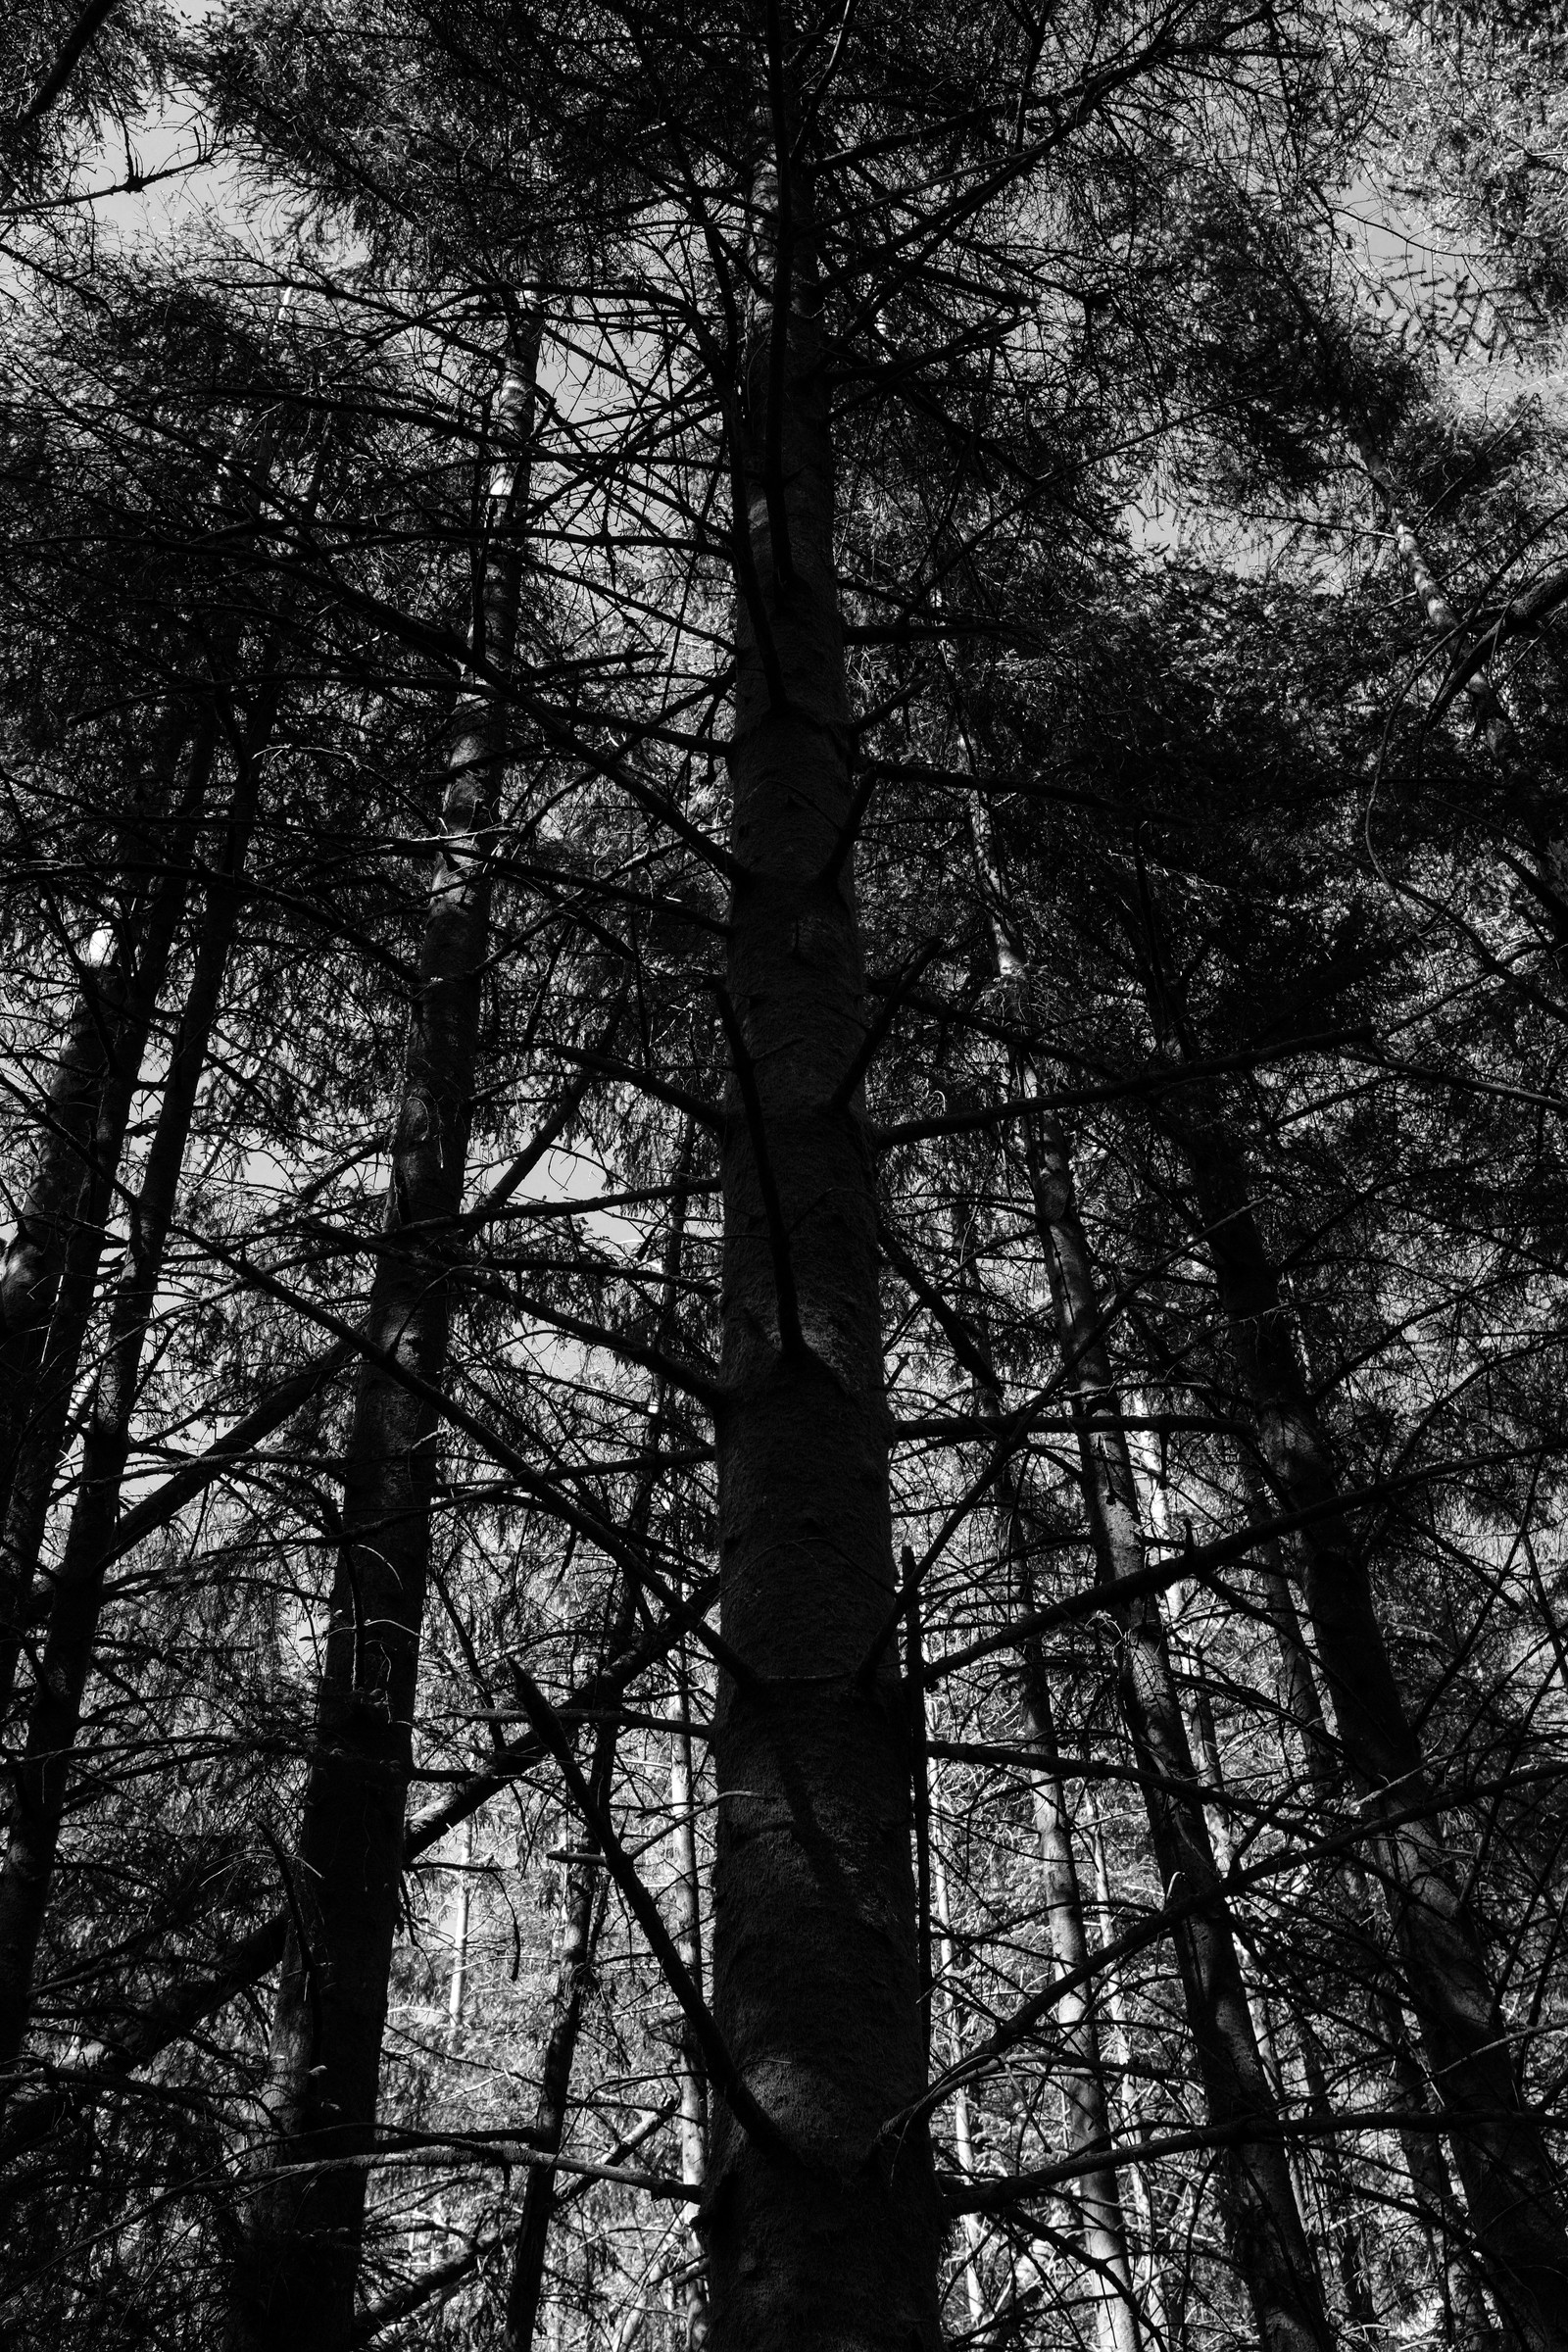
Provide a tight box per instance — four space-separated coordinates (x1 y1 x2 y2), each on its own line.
0 692 198 1475
1240 1448 1499 2346
668 1644 710 2352
706 97 941 2352
505 1815 612 2352
1018 1102 1331 2352
233 330 541 2351
0 935 122 1449
944 1246 1140 2352
961 797 1333 2352
0 714 215 1719
0 695 264 2074
930 1838 987 2331
1084 1787 1170 2347
506 1145 697 2352
1144 1444 1377 2339
1181 1108 1568 2350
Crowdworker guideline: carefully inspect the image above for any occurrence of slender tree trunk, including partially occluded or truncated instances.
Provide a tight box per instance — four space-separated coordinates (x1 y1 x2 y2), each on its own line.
961 800 1332 2352
1238 1451 1498 2344
931 1841 987 2331
506 1126 697 2352
446 1814 474 2030
0 715 216 1719
0 711 260 2075
708 120 941 2351
1018 1112 1331 2352
955 1276 1140 2352
505 1811 611 2352
1148 1448 1376 2339
235 330 540 2352
0 701 192 1475
1182 1111 1568 2349
668 1648 710 2352
1084 1788 1170 2348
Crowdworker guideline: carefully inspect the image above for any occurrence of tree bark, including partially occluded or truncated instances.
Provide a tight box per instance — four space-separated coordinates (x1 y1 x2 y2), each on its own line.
234 331 540 2352
707 121 941 2352
1182 1111 1568 2349
1084 1787 1170 2348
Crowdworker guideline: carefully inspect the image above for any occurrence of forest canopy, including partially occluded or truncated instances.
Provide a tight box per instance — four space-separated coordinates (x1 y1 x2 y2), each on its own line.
2 5 1568 2350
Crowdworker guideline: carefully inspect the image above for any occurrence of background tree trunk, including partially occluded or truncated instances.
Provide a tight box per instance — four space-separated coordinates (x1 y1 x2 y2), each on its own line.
236 332 540 2352
1182 1109 1568 2350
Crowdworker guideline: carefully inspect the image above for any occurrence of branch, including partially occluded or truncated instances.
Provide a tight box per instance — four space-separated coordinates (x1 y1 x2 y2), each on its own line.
21 0 122 123
828 940 942 1112
509 1667 809 2177
96 1343 353 1571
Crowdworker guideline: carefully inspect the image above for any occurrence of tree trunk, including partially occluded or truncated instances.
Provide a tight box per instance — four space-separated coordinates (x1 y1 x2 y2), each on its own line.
0 938 121 1450
668 1649 710 2352
236 330 540 2352
0 710 260 2075
707 122 941 2352
0 714 216 1721
446 1814 473 2031
1242 1441 1497 2345
507 1143 697 2352
505 1810 611 2352
956 1273 1140 2352
963 799 1332 2352
0 702 191 1481
1084 1787 1170 2348
931 1840 987 2331
1017 1105 1332 2352
1183 1111 1568 2349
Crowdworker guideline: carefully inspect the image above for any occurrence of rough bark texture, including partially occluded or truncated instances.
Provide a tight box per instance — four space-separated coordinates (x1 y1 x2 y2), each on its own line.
234 336 538 2351
708 145 941 2352
0 719 258 2075
1185 1116 1568 2350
